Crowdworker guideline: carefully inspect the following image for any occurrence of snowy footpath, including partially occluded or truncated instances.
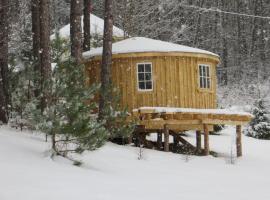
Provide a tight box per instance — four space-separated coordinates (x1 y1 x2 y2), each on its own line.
0 126 270 200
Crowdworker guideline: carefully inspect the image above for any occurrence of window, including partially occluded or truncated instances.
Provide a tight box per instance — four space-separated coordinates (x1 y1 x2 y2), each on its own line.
199 64 211 89
137 63 153 91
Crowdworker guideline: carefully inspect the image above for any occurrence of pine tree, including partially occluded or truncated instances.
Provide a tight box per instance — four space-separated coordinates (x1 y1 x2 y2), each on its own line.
99 0 113 120
31 0 41 97
9 57 37 130
39 0 52 112
246 99 270 139
70 0 83 63
83 0 91 51
35 35 108 161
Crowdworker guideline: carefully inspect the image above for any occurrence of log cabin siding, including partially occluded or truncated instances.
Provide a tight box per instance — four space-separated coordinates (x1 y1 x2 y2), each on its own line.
86 52 219 112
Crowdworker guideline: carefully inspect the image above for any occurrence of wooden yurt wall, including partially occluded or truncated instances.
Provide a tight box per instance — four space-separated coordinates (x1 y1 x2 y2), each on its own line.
86 54 218 112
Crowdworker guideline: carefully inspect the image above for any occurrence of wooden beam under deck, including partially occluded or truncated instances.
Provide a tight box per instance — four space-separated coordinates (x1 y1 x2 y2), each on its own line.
196 131 202 153
236 125 242 157
203 124 210 156
132 107 252 157
164 125 169 152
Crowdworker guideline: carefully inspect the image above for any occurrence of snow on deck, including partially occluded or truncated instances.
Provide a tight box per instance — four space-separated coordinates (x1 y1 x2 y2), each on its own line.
136 107 253 117
133 107 253 117
50 13 124 40
0 126 270 200
83 37 219 59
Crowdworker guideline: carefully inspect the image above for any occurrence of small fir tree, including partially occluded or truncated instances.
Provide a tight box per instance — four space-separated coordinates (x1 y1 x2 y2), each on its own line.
9 55 40 130
246 99 270 139
34 34 108 160
100 85 135 142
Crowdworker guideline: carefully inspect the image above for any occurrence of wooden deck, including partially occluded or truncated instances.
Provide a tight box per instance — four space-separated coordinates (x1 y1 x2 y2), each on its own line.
131 107 253 157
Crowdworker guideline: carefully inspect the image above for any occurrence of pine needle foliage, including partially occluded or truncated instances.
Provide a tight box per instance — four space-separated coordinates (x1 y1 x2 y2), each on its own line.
246 99 270 139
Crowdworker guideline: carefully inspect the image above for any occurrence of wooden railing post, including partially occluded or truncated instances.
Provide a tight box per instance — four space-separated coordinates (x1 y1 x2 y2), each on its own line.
236 125 242 157
196 130 202 153
203 124 209 156
164 124 169 152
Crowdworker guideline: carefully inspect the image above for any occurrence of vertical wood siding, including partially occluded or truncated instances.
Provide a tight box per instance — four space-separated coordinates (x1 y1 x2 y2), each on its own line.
86 55 218 112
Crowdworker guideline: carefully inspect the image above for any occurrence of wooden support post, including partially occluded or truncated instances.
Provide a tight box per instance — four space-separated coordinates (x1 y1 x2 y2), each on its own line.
140 133 146 147
164 125 169 152
157 131 163 150
173 134 179 152
196 130 202 153
203 124 209 156
236 125 242 157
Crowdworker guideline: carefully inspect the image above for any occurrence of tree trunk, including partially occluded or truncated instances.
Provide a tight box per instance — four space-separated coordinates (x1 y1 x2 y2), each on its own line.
0 0 9 123
193 0 205 47
0 72 7 123
40 0 52 112
83 0 91 51
70 0 83 63
220 0 228 85
98 0 113 119
249 0 259 57
32 0 41 97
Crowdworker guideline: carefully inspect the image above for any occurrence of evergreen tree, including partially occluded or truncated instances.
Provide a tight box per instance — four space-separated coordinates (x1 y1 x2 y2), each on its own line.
9 57 38 130
246 99 270 139
35 35 108 161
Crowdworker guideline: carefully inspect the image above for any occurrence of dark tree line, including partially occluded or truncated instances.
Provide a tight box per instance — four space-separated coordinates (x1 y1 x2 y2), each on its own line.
90 0 270 86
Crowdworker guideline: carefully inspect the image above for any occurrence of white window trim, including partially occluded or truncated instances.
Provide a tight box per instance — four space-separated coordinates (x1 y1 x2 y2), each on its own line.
198 64 211 89
136 62 154 92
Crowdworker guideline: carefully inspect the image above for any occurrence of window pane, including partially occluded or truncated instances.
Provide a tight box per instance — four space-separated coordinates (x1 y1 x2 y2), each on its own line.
145 64 151 72
138 64 144 72
200 77 203 88
203 77 207 88
206 66 210 77
199 65 203 76
145 73 152 81
202 66 206 76
145 81 152 90
139 82 145 90
138 73 145 81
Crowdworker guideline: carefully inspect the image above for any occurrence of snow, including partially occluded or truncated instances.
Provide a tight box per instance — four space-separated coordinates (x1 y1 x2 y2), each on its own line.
136 107 253 117
83 37 219 59
50 14 124 40
1 125 270 199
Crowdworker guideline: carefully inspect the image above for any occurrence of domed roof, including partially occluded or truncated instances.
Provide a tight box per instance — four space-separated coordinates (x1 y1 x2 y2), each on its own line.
83 37 219 59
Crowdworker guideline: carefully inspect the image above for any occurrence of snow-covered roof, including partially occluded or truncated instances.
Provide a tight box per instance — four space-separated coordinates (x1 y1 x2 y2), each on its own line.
50 13 124 40
83 37 219 59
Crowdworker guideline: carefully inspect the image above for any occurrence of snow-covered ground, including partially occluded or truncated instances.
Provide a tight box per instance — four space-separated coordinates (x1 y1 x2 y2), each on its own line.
0 126 270 200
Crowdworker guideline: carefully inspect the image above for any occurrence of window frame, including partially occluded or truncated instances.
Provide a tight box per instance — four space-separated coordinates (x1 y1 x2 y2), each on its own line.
136 62 154 92
198 64 212 90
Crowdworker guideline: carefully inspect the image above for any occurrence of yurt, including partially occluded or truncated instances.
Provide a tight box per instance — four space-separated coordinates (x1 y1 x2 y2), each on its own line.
84 37 219 111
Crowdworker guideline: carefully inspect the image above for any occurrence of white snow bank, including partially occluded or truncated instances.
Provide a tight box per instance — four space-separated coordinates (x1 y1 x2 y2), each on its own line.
50 13 124 40
83 37 219 59
1 126 270 200
136 107 253 117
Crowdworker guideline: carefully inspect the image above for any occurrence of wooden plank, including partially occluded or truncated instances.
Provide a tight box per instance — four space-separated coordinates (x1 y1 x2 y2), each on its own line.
164 125 169 152
203 124 209 156
202 119 250 125
236 125 242 157
169 124 213 132
139 119 201 126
